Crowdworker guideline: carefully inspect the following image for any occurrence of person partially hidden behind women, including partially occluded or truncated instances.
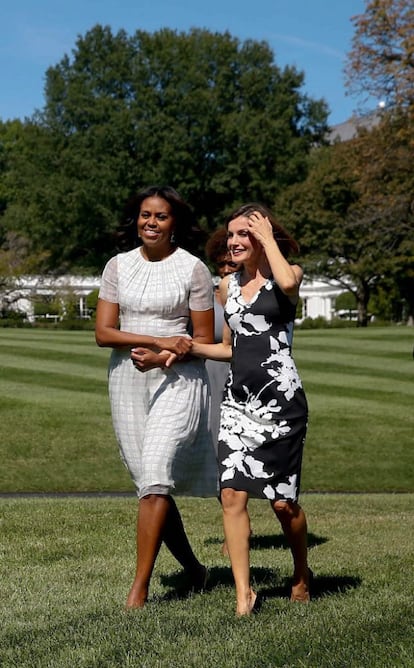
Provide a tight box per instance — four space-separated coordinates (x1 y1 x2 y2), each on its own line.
95 185 217 609
204 228 242 557
191 203 311 616
204 227 239 455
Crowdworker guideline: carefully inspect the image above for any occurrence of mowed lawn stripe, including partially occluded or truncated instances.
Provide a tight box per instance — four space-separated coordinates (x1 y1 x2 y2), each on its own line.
0 350 108 372
1 326 413 493
298 364 412 390
0 369 107 397
296 347 411 372
296 328 413 346
0 329 98 349
0 343 109 369
301 379 414 406
296 340 411 357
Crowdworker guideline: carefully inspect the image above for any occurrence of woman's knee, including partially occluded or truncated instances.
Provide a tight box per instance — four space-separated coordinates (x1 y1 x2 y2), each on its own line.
272 499 300 520
139 493 170 508
220 488 248 513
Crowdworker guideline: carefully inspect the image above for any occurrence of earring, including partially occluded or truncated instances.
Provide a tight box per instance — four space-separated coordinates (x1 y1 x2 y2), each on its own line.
170 232 176 243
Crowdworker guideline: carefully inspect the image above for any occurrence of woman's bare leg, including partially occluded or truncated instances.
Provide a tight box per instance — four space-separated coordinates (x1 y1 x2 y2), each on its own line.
162 496 207 588
271 499 310 601
126 494 206 608
221 488 256 615
126 494 170 608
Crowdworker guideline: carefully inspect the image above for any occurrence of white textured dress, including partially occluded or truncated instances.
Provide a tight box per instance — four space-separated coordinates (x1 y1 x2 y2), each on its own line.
98 246 218 498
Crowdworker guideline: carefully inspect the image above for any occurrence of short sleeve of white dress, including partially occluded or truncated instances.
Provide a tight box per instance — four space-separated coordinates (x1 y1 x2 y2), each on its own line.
188 260 214 311
98 256 118 303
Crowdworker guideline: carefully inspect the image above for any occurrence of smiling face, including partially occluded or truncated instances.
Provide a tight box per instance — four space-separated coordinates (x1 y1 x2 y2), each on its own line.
137 196 175 257
227 216 261 265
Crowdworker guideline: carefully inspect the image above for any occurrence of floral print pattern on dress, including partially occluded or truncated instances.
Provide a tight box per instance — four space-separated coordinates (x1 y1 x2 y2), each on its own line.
217 273 307 501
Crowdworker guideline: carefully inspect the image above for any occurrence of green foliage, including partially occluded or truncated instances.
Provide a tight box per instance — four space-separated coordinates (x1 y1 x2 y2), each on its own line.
33 290 81 321
33 298 60 317
86 288 99 312
0 25 328 271
0 230 50 319
277 116 414 326
369 279 406 322
297 316 339 329
0 310 26 324
335 291 357 310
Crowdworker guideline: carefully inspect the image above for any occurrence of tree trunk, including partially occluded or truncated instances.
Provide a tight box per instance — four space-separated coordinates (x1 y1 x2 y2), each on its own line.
356 283 370 327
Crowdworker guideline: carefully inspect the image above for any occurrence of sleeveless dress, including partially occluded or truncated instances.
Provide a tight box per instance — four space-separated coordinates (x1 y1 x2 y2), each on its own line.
217 272 308 502
98 246 218 499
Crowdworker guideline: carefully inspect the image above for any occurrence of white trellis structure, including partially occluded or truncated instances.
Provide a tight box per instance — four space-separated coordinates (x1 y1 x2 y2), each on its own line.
4 274 347 323
7 275 101 322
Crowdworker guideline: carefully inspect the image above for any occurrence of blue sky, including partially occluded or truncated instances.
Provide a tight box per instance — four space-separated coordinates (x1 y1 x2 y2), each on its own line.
1 0 376 126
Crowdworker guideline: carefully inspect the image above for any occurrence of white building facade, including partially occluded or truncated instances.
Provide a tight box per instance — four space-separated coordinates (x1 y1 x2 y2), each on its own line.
299 278 346 321
3 274 346 323
6 275 101 322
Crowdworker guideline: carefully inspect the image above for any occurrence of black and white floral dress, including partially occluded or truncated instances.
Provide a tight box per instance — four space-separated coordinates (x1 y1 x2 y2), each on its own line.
218 272 308 502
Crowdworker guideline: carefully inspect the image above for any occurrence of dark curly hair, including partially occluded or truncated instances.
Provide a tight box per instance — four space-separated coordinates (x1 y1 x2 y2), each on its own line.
116 185 205 253
225 202 299 258
205 227 229 265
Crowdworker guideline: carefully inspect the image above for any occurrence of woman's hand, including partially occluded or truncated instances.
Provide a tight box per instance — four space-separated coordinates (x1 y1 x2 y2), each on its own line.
131 347 177 372
247 211 275 248
245 211 302 300
153 336 192 356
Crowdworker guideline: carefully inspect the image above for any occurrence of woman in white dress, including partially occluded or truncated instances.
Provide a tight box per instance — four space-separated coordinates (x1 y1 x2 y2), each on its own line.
95 185 216 608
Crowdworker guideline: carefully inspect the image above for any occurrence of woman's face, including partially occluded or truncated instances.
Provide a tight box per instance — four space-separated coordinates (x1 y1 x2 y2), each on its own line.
137 196 175 250
227 216 260 264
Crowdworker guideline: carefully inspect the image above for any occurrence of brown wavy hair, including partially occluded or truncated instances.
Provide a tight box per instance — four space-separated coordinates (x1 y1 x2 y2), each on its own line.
225 202 299 258
205 227 229 265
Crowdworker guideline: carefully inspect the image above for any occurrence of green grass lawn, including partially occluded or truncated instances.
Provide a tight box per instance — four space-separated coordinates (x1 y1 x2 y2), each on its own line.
0 327 413 666
0 327 413 493
1 494 413 667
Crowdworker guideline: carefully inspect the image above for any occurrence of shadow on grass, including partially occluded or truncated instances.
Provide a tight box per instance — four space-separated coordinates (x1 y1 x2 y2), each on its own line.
160 566 235 601
205 531 327 551
256 570 363 602
160 564 361 603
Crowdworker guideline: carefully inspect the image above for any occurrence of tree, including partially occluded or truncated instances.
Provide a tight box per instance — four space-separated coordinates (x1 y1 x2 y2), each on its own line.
342 0 414 324
1 25 328 272
277 117 414 326
0 121 51 315
345 0 414 112
0 120 28 222
0 232 49 317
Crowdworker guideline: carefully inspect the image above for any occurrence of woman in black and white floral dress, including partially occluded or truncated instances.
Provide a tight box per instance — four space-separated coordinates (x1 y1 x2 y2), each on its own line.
192 203 310 616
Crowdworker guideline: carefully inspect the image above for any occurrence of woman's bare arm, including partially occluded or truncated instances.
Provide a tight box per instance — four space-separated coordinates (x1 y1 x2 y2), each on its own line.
191 276 232 361
191 320 232 361
95 298 192 356
247 212 303 300
131 307 215 371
